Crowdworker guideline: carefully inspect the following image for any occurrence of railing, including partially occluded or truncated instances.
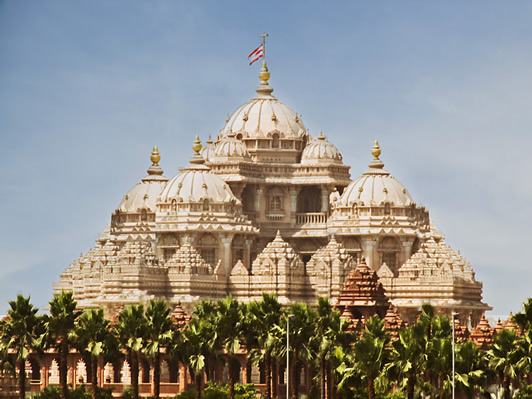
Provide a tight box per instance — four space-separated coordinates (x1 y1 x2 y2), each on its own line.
296 212 327 225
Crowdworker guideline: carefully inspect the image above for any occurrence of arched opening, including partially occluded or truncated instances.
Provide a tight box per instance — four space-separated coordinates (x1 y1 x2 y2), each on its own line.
378 237 400 271
27 358 41 383
140 358 150 383
232 235 246 267
297 186 322 213
267 187 284 212
338 236 361 264
197 233 218 267
241 186 255 213
272 133 280 148
411 237 421 256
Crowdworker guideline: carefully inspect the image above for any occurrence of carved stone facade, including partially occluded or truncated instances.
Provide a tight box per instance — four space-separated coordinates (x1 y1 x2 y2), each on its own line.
54 64 490 321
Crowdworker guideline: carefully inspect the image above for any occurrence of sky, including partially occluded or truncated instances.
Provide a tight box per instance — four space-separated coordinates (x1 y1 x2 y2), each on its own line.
1 1 531 318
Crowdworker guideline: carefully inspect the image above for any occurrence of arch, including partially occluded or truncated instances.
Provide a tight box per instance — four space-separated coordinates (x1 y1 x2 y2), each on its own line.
160 360 170 383
378 236 400 270
272 133 280 148
202 198 210 211
104 362 114 383
267 186 285 212
141 208 148 221
140 357 150 383
49 359 60 384
241 185 255 212
121 360 131 385
297 186 322 213
232 235 246 266
76 359 87 384
27 357 41 382
197 233 218 266
411 237 421 256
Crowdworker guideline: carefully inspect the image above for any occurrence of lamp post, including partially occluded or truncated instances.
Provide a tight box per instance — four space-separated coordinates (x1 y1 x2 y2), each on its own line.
451 312 458 399
286 314 294 399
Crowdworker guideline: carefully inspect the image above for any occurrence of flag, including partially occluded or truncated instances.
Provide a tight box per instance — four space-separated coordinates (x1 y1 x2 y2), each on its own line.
248 43 264 65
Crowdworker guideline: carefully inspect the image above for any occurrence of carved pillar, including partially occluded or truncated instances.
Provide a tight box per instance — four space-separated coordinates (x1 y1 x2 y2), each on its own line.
401 238 413 270
321 186 329 213
289 187 299 223
221 235 233 275
41 362 48 389
245 239 253 269
362 238 377 270
255 189 263 217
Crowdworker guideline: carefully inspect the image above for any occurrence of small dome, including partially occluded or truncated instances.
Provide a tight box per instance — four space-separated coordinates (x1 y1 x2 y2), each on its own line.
117 147 168 213
212 133 251 162
220 68 306 140
338 141 414 207
159 137 238 204
200 135 216 163
301 132 343 165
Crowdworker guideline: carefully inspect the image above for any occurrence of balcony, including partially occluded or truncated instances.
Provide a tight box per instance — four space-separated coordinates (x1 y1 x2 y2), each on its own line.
296 212 327 225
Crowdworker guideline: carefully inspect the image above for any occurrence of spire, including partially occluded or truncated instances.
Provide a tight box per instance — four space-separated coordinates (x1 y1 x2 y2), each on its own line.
364 139 388 175
181 135 210 172
143 146 167 181
256 32 274 97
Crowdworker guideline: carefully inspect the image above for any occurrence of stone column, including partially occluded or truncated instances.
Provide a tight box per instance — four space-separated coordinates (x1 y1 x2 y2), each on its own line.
289 187 299 224
220 235 233 275
255 189 263 217
245 239 253 269
401 238 413 268
321 186 329 213
362 238 377 270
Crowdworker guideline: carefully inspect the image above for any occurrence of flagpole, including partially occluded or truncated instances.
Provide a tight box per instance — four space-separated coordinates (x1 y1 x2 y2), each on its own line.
260 32 268 67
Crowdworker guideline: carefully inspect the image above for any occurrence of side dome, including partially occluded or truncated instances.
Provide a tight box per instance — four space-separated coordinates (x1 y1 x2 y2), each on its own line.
158 137 238 205
338 141 413 207
200 135 216 163
301 132 343 165
212 133 251 162
116 147 168 213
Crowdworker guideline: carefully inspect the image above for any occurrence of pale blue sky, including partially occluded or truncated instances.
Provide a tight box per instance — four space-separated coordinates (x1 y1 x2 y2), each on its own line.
1 1 532 317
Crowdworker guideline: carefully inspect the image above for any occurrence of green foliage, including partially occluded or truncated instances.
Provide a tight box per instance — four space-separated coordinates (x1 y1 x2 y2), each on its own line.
173 383 259 399
33 385 113 399
515 383 532 399
173 387 196 399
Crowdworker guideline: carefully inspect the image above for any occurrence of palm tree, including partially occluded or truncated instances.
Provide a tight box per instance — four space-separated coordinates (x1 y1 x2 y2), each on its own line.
46 291 81 399
177 317 213 399
245 293 283 399
0 294 43 399
386 325 425 399
212 296 245 399
145 299 174 399
73 308 112 399
116 304 147 399
353 315 390 399
514 298 532 333
314 297 355 399
455 340 486 399
487 328 520 399
269 303 317 399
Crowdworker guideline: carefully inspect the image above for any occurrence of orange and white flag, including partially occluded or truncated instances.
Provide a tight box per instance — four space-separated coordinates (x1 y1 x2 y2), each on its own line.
248 43 264 65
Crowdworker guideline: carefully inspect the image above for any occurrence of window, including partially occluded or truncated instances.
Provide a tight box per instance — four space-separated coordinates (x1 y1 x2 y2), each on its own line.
270 196 281 211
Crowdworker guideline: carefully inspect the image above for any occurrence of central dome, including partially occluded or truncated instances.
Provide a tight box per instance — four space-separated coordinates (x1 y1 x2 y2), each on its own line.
220 68 306 140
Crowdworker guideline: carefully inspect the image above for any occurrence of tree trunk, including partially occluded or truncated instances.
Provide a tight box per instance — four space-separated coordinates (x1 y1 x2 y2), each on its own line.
228 355 235 399
292 359 300 399
91 355 98 399
272 359 278 399
131 351 140 399
407 374 415 399
18 358 25 399
265 352 271 399
320 356 326 399
367 376 375 399
153 350 161 399
195 372 202 399
60 339 68 399
503 375 511 399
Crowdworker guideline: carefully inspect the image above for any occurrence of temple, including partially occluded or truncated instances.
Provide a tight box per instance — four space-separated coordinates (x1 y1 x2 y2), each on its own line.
54 55 491 325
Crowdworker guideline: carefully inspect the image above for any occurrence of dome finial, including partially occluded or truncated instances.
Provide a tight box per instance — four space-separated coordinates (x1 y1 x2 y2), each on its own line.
259 32 270 85
151 146 161 165
255 33 274 97
372 140 381 160
192 135 202 155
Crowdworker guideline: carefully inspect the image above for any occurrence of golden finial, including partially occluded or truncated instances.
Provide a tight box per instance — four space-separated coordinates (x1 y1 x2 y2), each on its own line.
372 140 381 160
259 32 270 85
150 146 161 165
192 135 202 154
